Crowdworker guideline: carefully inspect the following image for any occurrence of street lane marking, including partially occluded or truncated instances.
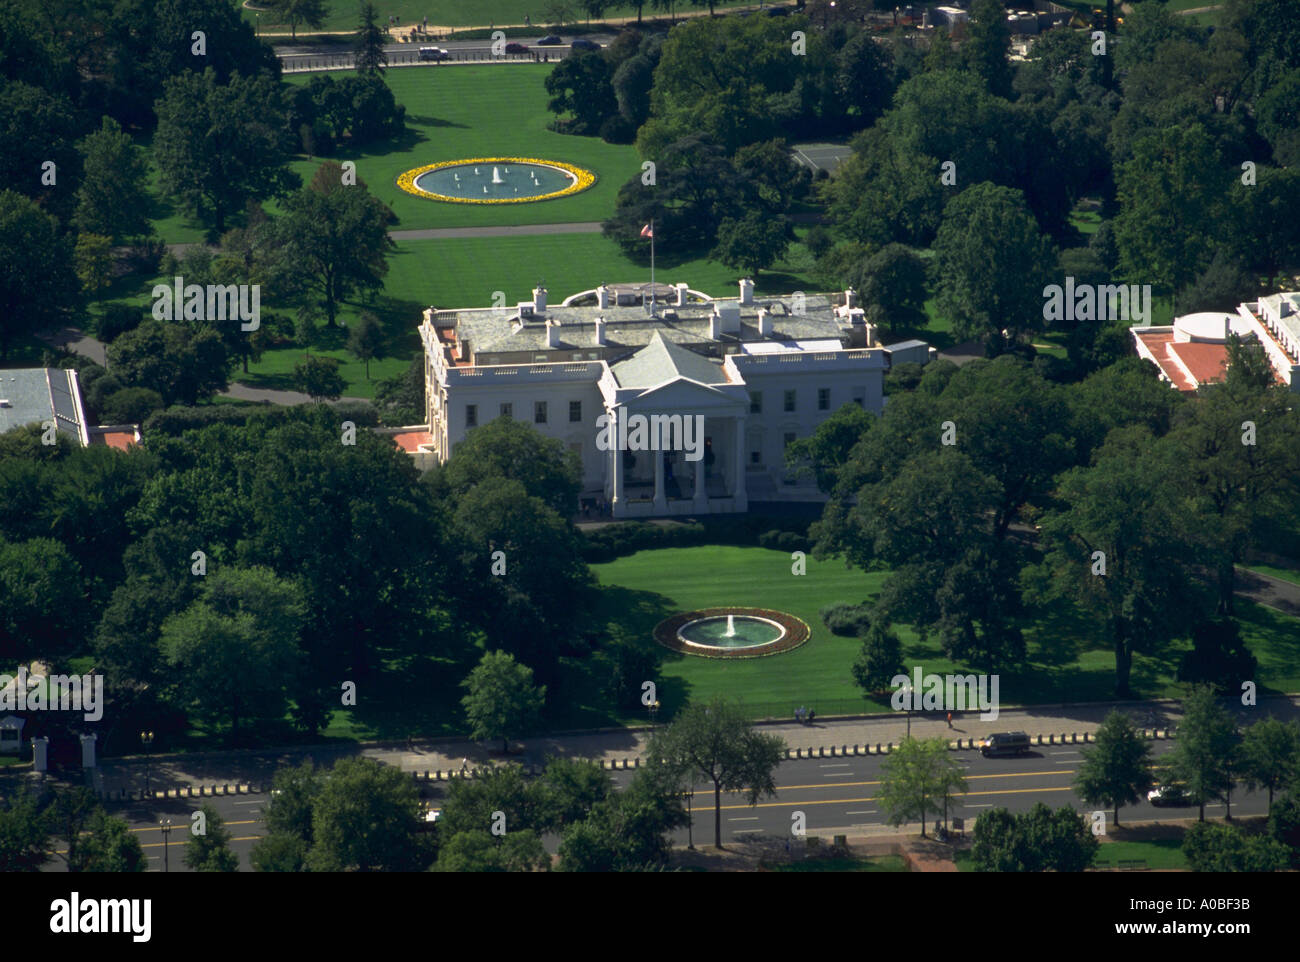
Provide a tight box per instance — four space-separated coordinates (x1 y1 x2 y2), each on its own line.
728 817 759 821
717 785 1076 812
819 763 850 767
763 769 1078 794
845 810 876 815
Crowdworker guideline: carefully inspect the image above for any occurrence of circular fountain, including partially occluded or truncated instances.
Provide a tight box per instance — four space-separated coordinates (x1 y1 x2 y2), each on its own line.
653 607 811 659
397 157 595 204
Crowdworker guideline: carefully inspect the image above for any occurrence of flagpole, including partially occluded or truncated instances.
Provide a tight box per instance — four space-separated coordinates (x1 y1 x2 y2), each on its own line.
649 218 655 316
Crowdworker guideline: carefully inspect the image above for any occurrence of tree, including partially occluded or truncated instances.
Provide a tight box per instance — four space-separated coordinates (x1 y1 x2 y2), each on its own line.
0 81 81 223
835 29 894 128
460 650 546 754
1238 719 1300 812
972 804 1098 871
646 696 785 849
439 764 543 837
153 69 301 233
545 52 618 135
346 311 386 379
250 832 310 872
1024 427 1203 696
784 401 873 494
184 804 240 871
1074 710 1153 827
354 1 388 75
74 232 114 296
1183 820 1288 872
932 182 1058 350
534 757 614 833
292 355 346 402
1168 686 1240 822
74 117 153 241
433 829 549 872
558 770 687 871
713 212 790 277
309 757 426 871
434 416 581 516
0 537 86 663
265 760 323 842
851 619 905 695
1177 618 1259 691
964 0 1013 97
71 810 146 872
269 169 395 327
272 0 328 39
851 243 929 335
106 321 230 406
0 190 80 361
878 736 966 837
1267 791 1300 869
0 788 51 871
158 567 306 741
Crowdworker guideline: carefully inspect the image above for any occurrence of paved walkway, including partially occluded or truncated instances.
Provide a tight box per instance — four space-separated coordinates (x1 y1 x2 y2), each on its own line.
390 222 602 241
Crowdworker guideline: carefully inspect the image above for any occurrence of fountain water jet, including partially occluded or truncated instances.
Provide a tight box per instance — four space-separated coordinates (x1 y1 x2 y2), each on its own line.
724 614 736 637
492 166 504 184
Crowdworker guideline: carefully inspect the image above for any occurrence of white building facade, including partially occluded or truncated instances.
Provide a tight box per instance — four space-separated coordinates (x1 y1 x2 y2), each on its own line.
415 280 931 517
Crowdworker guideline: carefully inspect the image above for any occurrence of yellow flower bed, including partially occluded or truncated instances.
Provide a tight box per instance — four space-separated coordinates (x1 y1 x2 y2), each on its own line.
396 157 596 204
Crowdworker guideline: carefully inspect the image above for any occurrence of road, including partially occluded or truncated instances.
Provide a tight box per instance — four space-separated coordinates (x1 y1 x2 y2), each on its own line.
52 740 1270 870
274 36 614 73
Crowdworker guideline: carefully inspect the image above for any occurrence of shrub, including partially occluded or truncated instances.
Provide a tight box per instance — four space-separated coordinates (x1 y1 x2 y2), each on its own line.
100 386 164 424
97 302 146 343
821 602 874 638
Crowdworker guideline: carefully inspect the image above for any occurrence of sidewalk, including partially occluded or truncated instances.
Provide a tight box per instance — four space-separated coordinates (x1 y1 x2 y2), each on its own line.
80 695 1300 797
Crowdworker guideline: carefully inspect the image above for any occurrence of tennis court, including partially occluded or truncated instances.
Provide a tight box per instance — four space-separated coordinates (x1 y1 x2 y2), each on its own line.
790 142 854 174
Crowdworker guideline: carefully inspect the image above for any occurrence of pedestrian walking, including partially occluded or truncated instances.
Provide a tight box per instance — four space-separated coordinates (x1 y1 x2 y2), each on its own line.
946 711 953 728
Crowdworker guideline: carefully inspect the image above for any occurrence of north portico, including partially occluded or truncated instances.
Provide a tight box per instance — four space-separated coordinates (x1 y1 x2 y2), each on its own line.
413 279 934 516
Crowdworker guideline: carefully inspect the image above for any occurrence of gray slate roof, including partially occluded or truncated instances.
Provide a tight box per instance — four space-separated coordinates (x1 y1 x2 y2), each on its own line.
611 331 731 388
0 368 84 439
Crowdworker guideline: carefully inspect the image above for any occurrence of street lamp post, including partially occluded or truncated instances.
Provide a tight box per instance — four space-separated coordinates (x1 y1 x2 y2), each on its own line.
899 683 913 738
160 819 172 872
140 731 154 798
684 787 694 850
648 700 660 727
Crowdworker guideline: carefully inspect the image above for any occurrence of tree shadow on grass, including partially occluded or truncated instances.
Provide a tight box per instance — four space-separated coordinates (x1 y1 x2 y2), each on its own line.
404 115 468 130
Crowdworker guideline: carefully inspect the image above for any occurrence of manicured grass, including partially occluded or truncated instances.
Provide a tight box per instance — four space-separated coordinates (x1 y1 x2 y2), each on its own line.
767 854 907 872
282 66 640 231
1244 564 1300 587
1092 838 1188 871
591 547 1300 719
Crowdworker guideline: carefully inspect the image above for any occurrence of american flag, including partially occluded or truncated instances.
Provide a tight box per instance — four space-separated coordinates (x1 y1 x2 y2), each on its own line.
640 223 653 238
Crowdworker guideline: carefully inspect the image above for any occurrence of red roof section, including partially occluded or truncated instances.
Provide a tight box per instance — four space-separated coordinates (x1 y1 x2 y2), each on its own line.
391 430 433 453
87 429 137 450
1167 341 1229 387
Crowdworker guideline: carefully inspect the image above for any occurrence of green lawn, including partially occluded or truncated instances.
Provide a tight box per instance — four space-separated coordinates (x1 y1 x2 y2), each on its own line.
1092 838 1188 871
767 854 907 872
591 547 1300 720
281 66 640 232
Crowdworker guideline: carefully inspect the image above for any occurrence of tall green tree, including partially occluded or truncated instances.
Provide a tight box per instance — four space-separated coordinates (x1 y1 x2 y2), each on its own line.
932 182 1058 350
712 212 790 277
1238 718 1300 812
74 117 152 241
346 311 386 379
0 190 80 361
71 810 146 872
1074 710 1153 827
184 804 240 871
309 757 428 871
645 696 785 849
460 650 546 753
878 736 966 837
1168 686 1240 822
292 355 345 402
964 0 1014 97
271 0 329 39
153 68 301 232
354 1 388 75
0 788 51 871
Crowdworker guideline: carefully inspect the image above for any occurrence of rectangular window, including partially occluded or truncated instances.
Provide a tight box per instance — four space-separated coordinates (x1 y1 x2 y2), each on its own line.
465 405 477 428
499 403 512 419
818 388 830 411
784 432 796 449
535 401 547 424
784 390 796 412
750 392 762 414
853 392 865 408
569 400 582 423
750 451 761 465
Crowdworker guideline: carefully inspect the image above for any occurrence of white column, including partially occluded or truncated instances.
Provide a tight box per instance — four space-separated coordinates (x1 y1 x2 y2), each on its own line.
653 449 666 512
611 424 625 517
733 416 747 509
693 443 708 510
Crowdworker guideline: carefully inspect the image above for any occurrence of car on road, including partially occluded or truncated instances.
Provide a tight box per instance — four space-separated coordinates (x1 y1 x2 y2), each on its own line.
538 35 563 45
505 42 530 53
1148 783 1193 807
418 46 450 61
570 38 600 51
980 731 1032 757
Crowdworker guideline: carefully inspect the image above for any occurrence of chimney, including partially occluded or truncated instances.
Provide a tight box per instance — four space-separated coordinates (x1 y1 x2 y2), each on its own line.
597 285 611 309
716 302 741 334
533 286 547 314
758 308 774 336
845 288 858 309
594 317 606 346
675 283 688 307
739 278 754 306
864 323 876 348
422 307 435 324
709 313 722 339
546 319 561 348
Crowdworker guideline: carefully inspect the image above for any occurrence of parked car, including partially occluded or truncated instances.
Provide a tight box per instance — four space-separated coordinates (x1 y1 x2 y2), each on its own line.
537 34 563 45
980 731 1032 757
418 46 450 61
1148 783 1193 807
505 42 529 53
570 38 600 51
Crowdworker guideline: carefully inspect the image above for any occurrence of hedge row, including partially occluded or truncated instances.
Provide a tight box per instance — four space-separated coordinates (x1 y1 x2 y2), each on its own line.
144 401 379 437
581 513 816 563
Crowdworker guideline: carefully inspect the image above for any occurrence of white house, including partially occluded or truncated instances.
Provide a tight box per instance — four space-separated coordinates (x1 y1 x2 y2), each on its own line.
402 280 932 518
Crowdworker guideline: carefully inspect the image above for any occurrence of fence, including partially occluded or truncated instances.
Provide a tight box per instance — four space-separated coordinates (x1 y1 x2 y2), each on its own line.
279 50 566 74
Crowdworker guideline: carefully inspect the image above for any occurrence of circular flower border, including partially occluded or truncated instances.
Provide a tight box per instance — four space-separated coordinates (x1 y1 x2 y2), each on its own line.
653 607 811 660
396 157 596 204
